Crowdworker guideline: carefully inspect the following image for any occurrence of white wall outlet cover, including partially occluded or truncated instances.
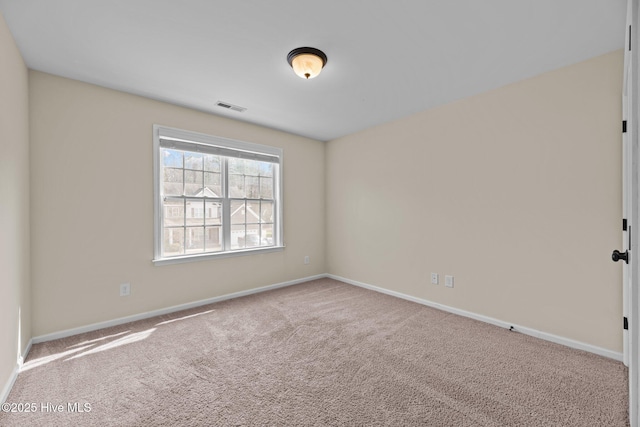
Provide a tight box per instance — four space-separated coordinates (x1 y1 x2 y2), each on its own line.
431 273 439 284
120 283 131 296
304 256 310 264
445 276 454 288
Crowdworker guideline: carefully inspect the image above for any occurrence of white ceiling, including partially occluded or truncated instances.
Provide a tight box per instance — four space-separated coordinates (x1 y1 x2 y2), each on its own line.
0 1 627 141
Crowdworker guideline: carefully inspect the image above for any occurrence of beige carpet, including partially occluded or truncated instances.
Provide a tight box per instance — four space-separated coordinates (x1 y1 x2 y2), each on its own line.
0 278 629 426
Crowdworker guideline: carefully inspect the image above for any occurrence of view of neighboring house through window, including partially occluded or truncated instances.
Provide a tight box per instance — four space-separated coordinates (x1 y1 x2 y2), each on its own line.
153 125 282 263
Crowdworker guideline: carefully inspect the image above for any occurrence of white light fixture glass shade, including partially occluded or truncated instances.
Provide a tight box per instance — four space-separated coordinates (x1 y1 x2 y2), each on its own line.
292 53 323 79
287 47 327 80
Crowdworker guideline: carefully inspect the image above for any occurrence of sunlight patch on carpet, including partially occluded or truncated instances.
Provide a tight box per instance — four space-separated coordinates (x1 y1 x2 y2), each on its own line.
21 345 94 372
65 328 156 361
156 310 214 326
67 331 131 349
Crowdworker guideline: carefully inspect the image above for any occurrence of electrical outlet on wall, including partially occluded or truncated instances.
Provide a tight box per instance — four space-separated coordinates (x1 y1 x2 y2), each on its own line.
445 275 454 288
120 283 131 297
304 256 310 265
431 273 439 285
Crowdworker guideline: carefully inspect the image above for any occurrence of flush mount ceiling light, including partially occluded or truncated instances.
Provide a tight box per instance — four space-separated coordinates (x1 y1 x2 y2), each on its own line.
287 47 327 79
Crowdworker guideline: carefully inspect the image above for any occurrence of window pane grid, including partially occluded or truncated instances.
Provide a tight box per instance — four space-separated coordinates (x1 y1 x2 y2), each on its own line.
228 199 274 249
158 140 278 259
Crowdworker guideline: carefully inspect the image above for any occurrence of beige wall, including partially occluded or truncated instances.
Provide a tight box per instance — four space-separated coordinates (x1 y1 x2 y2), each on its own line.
326 51 623 352
0 12 30 395
29 71 325 336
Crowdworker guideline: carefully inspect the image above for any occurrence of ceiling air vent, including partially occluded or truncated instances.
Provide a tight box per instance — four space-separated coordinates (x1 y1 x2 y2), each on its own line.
215 101 247 113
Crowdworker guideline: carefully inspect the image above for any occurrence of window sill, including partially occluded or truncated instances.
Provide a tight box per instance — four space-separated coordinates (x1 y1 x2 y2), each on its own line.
153 245 285 266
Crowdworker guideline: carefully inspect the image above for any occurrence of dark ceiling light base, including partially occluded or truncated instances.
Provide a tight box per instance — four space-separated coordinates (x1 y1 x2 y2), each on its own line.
287 47 328 79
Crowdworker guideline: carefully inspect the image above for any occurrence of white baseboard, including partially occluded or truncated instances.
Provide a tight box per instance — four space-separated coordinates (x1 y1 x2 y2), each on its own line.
328 274 623 362
1 338 34 404
20 339 32 368
33 274 327 344
1 365 18 405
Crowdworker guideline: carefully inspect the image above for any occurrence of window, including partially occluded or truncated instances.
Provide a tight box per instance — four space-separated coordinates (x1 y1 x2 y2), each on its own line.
153 125 283 264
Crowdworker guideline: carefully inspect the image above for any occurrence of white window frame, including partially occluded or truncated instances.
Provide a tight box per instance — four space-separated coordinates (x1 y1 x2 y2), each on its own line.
153 125 284 265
